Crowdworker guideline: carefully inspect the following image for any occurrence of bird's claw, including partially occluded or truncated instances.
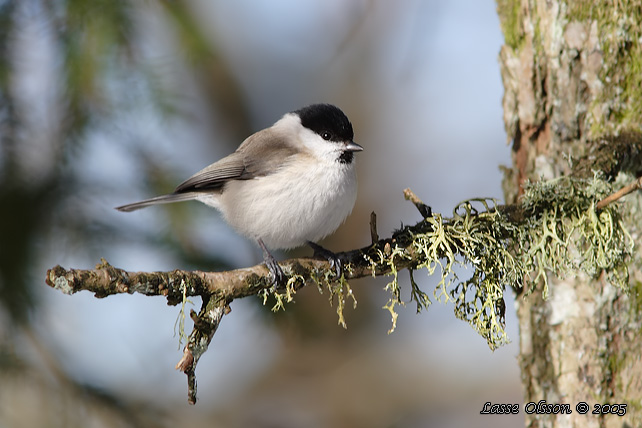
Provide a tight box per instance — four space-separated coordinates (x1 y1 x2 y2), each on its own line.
257 238 286 292
265 256 286 292
307 241 343 279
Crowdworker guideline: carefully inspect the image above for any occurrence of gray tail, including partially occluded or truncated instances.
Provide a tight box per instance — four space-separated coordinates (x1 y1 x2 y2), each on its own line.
115 193 199 212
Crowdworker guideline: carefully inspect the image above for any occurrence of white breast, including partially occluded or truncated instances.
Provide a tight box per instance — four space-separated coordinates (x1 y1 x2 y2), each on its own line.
217 156 358 249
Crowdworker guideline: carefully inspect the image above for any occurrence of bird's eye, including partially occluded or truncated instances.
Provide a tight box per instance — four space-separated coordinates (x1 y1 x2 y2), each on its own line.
321 132 332 141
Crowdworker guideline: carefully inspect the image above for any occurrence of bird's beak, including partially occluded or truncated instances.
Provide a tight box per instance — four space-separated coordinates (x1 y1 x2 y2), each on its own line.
345 141 364 152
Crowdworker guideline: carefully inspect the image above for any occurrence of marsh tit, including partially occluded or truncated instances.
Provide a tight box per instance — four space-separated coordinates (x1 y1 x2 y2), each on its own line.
116 103 363 284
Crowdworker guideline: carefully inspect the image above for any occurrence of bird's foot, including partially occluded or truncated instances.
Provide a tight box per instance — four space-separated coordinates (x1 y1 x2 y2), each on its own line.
257 238 286 291
307 241 343 278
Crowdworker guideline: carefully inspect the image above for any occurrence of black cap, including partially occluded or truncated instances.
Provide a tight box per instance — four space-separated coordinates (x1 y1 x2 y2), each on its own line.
294 104 354 143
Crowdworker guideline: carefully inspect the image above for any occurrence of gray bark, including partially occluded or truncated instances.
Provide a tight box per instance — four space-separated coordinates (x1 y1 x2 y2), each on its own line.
497 1 642 426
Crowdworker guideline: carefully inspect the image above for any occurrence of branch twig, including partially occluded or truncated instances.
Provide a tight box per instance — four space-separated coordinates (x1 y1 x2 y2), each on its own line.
369 211 379 244
596 176 642 209
175 296 227 404
403 187 432 218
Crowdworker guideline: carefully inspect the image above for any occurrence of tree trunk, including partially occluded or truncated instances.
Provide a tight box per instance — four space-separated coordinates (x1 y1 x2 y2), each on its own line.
497 1 642 427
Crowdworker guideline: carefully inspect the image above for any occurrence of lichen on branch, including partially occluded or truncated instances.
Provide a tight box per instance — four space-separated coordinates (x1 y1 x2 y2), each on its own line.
45 169 637 402
363 174 631 350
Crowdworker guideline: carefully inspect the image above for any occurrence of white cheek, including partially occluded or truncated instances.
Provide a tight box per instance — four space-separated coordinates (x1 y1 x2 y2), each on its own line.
298 128 342 162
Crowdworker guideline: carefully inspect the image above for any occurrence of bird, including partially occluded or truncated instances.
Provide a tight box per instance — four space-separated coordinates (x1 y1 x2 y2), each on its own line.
116 103 363 285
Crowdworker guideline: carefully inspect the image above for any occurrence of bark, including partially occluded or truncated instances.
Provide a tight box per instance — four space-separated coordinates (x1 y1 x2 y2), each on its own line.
497 0 642 426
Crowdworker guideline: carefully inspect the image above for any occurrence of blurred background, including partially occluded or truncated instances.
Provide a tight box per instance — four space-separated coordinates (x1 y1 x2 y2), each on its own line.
0 0 522 427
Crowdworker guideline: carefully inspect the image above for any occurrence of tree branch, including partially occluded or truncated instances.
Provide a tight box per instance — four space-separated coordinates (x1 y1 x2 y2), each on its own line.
44 132 642 403
45 212 442 404
46 206 451 304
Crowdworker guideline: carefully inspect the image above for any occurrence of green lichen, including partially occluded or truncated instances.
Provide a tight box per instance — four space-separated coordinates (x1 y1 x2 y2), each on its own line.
519 172 633 296
326 274 357 329
411 200 517 348
496 0 525 50
409 268 432 313
565 0 642 134
309 262 359 328
261 274 304 312
379 245 411 333
260 266 358 329
367 172 633 350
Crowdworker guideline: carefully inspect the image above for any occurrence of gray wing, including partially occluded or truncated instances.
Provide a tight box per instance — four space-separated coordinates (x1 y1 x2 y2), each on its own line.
174 129 299 193
116 128 299 212
116 155 245 212
174 152 247 192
